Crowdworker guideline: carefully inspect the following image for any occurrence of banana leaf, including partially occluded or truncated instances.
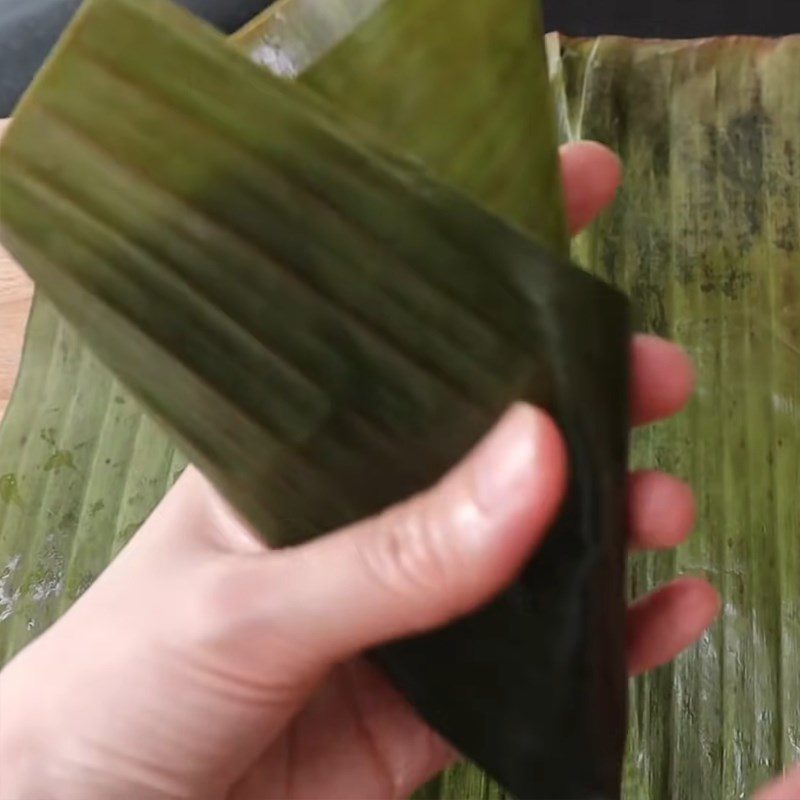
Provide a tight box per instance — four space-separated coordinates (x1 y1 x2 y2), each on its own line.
549 33 800 800
0 0 565 666
232 0 569 245
0 0 632 797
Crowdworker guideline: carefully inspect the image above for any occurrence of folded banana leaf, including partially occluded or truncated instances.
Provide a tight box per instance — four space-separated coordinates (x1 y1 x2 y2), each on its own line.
0 0 565 663
549 33 800 800
0 0 575 796
0 0 632 797
232 0 569 245
0 6 580 792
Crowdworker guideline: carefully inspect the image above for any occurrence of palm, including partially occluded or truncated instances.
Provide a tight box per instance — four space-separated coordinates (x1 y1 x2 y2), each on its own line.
233 660 444 799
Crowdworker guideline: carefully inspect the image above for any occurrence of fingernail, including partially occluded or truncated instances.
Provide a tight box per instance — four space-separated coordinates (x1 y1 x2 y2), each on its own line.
473 404 539 516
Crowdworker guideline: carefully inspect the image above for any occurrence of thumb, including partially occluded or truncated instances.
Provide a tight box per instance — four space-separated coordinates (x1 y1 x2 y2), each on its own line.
268 402 567 669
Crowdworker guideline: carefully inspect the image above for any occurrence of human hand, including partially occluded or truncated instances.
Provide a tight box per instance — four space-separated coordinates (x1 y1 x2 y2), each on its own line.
0 142 721 800
756 766 800 799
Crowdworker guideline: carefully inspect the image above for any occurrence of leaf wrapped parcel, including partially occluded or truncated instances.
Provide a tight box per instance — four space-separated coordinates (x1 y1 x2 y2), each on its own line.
0 0 632 796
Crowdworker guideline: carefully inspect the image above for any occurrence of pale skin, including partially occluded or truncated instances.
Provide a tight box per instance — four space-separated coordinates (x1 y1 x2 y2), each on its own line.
0 140 795 800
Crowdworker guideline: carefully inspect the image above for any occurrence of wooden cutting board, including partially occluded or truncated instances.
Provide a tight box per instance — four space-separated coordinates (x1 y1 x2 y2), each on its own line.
0 118 34 421
0 245 32 421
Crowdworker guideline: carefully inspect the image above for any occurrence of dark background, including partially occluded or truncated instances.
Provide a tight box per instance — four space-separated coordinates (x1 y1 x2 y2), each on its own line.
545 0 800 37
1 0 799 115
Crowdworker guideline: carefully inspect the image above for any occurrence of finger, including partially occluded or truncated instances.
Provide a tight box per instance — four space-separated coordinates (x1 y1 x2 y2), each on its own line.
628 471 695 550
754 765 800 800
560 141 622 234
268 403 567 668
626 578 720 676
631 334 695 426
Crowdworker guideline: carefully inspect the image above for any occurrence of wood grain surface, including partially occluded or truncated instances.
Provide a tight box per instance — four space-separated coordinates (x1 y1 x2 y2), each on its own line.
0 118 34 421
0 245 32 421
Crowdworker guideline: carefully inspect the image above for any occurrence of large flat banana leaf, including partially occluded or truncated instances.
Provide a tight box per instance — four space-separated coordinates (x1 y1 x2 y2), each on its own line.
549 33 800 800
0 0 631 796
0 0 565 668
